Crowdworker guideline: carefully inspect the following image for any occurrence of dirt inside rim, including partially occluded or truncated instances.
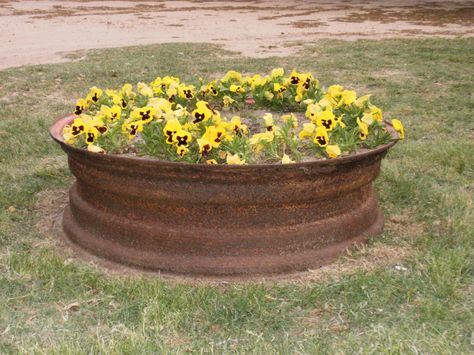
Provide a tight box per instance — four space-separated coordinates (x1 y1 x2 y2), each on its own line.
1 0 473 70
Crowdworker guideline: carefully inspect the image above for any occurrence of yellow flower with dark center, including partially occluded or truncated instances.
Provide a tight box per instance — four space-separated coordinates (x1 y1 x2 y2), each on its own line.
74 99 87 115
84 126 100 145
316 109 336 131
191 101 213 124
305 103 322 122
221 70 243 83
110 105 122 121
131 106 156 124
391 118 405 139
313 126 329 147
247 74 267 89
176 146 188 158
173 129 192 147
289 70 301 85
228 116 247 135
357 118 369 140
70 117 86 136
230 84 245 94
226 153 246 165
178 85 195 99
299 73 313 90
271 67 284 78
298 122 316 140
122 121 143 140
86 86 103 104
162 76 180 87
273 83 287 94
206 159 218 165
203 125 227 148
166 87 177 101
198 138 213 155
163 118 182 144
326 145 341 158
263 113 274 131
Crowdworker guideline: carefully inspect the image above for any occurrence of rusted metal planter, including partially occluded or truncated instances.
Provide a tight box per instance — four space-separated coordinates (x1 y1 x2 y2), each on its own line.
50 114 396 277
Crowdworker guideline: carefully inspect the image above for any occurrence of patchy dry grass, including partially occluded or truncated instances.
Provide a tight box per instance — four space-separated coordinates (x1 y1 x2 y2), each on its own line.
0 39 473 353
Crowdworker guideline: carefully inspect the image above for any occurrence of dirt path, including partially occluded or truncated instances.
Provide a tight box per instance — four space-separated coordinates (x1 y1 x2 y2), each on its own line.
1 0 473 69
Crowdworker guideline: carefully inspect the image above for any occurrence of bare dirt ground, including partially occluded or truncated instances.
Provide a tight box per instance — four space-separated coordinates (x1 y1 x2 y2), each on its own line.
1 0 473 69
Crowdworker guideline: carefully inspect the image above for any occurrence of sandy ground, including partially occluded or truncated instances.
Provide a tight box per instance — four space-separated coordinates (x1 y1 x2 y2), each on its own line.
0 0 473 69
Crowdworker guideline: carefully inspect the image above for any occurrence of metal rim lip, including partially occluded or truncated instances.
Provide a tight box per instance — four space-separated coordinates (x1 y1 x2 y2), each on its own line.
49 114 398 169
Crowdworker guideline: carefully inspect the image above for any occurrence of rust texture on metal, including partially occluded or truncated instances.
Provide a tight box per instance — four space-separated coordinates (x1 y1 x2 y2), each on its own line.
50 114 396 277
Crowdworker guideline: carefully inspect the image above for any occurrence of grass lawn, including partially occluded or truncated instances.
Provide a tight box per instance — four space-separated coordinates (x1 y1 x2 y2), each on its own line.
0 38 473 354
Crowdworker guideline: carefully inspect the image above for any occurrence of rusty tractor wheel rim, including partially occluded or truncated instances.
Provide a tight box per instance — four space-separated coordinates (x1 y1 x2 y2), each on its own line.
50 114 396 277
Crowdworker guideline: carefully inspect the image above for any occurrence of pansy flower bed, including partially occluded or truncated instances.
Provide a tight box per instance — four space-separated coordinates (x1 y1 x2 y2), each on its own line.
63 68 404 165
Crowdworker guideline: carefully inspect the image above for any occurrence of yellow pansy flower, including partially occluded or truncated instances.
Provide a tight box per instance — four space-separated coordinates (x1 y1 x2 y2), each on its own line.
108 105 121 121
130 106 156 124
226 153 246 165
197 138 213 155
273 83 287 94
176 146 189 158
299 122 316 140
357 118 369 140
221 70 242 83
178 85 195 99
305 103 322 122
289 70 301 85
137 82 154 97
281 154 295 164
163 118 182 144
391 118 405 139
361 113 374 125
313 126 329 147
74 99 87 115
162 76 180 87
84 126 100 145
149 97 172 114
206 159 218 165
229 84 245 94
340 90 357 106
86 86 103 105
173 129 192 147
223 95 236 109
191 101 214 124
122 121 143 140
326 145 341 158
271 67 284 78
203 125 228 148
368 104 383 121
263 113 274 131
316 109 337 131
228 116 248 135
